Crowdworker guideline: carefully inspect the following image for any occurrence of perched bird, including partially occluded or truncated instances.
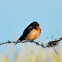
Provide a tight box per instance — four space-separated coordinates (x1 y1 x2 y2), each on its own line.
17 21 41 42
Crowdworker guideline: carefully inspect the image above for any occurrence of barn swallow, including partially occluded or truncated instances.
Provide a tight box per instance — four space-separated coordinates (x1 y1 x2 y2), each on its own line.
17 21 41 42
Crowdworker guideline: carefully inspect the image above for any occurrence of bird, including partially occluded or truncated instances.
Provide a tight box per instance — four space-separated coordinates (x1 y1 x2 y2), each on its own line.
17 21 41 42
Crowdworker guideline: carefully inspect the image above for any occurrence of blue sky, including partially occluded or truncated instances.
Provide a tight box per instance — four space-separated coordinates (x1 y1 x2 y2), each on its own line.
0 0 62 43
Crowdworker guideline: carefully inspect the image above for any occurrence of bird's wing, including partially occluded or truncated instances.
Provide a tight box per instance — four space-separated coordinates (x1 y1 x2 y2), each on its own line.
23 26 34 37
18 26 33 40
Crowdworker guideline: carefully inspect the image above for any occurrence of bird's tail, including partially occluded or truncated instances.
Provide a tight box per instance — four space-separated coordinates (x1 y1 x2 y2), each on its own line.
17 35 25 42
18 35 25 41
15 35 25 44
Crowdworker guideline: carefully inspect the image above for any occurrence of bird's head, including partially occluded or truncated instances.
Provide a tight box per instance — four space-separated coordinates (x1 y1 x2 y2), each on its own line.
29 21 39 28
30 21 40 29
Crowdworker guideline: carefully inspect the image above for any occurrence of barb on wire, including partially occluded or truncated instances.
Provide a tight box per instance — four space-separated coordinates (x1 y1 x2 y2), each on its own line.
46 37 62 47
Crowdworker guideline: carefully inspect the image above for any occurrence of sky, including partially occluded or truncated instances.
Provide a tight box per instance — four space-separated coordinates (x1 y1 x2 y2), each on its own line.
0 0 62 43
0 0 62 61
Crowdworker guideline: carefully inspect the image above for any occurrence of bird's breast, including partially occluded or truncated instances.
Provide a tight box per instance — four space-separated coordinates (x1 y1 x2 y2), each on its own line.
25 27 41 40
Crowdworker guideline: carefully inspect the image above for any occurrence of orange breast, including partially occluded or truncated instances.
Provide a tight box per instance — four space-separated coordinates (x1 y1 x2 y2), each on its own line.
25 27 41 40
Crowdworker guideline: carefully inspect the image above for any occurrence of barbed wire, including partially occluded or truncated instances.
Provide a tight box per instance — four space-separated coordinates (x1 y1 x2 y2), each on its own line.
0 37 62 48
